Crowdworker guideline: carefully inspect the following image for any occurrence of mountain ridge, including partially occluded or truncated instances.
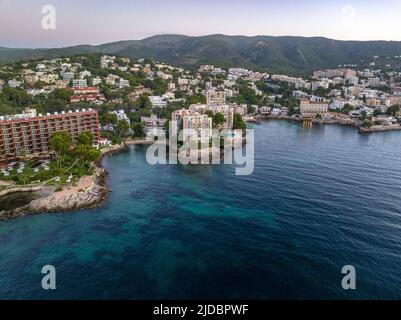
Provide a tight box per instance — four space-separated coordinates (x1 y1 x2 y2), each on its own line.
1 34 401 75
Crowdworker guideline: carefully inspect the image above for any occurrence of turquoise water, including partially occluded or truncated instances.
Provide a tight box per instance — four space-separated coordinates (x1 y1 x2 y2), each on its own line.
1 120 401 299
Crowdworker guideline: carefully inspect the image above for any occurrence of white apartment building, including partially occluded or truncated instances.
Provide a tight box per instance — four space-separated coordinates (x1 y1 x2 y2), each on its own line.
36 64 46 72
105 74 119 86
234 104 248 117
228 68 251 77
61 71 75 81
141 114 167 135
111 110 130 125
92 77 102 86
8 79 22 88
72 79 88 88
293 90 309 99
162 92 175 100
312 80 330 91
368 77 380 87
271 108 282 116
101 55 115 68
118 79 130 88
39 74 59 83
149 96 167 108
198 65 215 73
260 106 271 114
23 74 39 86
271 74 311 89
80 70 91 79
178 78 189 85
329 98 349 111
168 82 176 91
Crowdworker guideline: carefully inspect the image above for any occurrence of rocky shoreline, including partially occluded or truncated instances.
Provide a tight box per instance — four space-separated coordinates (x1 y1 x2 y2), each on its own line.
258 115 401 133
0 167 109 220
2 120 398 221
0 139 157 220
258 115 358 126
0 137 246 220
358 125 401 133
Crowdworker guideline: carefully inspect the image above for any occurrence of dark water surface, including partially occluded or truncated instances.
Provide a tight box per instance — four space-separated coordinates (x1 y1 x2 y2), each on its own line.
1 121 401 299
0 192 39 212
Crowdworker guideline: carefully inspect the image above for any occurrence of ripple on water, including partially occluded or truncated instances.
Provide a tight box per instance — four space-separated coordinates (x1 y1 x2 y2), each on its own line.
1 122 401 299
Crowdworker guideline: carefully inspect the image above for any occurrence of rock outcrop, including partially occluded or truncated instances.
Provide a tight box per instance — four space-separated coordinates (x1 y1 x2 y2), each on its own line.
0 141 150 220
0 185 43 198
0 168 109 220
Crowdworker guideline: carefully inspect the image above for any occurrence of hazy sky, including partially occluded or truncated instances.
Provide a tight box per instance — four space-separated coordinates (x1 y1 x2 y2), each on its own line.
1 0 401 48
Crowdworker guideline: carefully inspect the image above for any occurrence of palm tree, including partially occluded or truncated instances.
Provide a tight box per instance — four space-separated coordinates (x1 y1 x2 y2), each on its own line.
116 120 130 146
50 131 72 168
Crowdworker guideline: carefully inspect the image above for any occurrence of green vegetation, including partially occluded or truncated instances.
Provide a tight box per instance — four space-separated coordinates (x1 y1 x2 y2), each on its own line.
247 105 256 115
0 156 95 188
134 94 151 109
0 85 75 115
204 110 214 119
50 131 72 167
52 131 101 166
73 144 101 164
101 113 118 131
362 120 374 128
235 84 260 105
4 35 401 74
387 105 400 117
233 114 246 131
314 86 330 97
341 103 355 115
77 131 94 146
214 112 226 126
132 122 145 138
373 109 383 117
185 94 206 106
0 131 102 188
115 120 130 143
143 78 168 95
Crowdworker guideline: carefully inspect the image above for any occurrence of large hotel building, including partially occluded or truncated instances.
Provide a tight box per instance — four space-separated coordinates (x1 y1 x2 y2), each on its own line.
300 98 329 115
0 108 100 164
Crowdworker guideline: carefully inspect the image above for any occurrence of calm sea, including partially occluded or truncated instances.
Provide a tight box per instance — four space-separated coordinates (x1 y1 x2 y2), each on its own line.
1 120 401 299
